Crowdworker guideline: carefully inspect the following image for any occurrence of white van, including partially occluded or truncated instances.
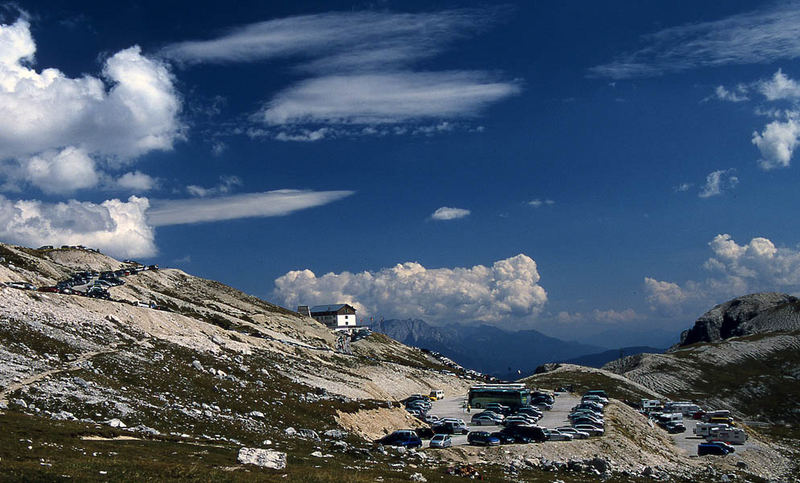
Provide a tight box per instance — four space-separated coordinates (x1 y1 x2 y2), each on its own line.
694 422 729 437
707 427 747 445
641 399 662 411
429 389 445 400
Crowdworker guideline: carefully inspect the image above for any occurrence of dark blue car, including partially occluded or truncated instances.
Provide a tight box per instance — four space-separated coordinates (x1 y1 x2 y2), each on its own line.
377 430 422 448
467 431 501 446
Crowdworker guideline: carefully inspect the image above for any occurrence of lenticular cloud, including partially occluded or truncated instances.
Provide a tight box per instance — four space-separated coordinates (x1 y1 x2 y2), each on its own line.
273 254 548 323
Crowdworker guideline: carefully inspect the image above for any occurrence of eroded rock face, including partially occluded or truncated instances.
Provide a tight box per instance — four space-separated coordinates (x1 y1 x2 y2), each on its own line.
677 293 800 347
237 447 287 469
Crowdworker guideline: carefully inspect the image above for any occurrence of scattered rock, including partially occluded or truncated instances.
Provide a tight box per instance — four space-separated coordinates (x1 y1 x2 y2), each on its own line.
249 411 264 418
323 429 346 440
284 427 297 436
104 418 126 428
297 429 320 440
73 377 90 388
409 473 427 482
191 360 204 371
11 398 27 409
332 440 348 451
237 447 287 469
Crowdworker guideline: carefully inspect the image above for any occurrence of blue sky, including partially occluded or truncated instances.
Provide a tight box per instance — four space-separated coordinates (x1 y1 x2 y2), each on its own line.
3 1 800 344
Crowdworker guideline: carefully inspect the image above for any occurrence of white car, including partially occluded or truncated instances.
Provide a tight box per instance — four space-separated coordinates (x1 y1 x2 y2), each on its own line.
573 424 604 436
429 434 452 448
556 427 590 439
471 412 503 425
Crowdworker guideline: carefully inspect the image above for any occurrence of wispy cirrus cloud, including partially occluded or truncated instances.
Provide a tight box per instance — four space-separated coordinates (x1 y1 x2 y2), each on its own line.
698 169 738 198
147 189 353 226
259 72 520 126
590 3 800 79
161 9 519 140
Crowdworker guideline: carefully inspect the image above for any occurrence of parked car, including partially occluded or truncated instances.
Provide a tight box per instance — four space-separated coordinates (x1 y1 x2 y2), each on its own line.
665 422 686 433
584 390 608 399
471 412 503 426
433 421 469 435
571 417 604 428
484 403 511 415
503 415 538 426
423 414 440 424
7 282 35 290
517 406 543 419
86 287 110 300
499 425 547 443
58 287 76 295
490 431 516 444
429 434 452 448
37 286 59 293
697 442 731 456
555 427 590 439
573 424 604 436
544 429 574 441
706 440 735 453
377 430 422 448
467 431 501 446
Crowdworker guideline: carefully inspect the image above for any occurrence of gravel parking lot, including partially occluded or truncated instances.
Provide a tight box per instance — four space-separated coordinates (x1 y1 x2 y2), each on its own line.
427 392 581 447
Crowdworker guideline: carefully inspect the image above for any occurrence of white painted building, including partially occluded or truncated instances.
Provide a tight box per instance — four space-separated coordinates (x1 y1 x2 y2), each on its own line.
303 304 358 329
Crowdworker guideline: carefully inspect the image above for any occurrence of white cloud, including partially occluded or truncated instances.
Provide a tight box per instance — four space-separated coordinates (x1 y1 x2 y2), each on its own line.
147 189 353 226
259 72 520 126
160 10 493 68
0 195 155 258
712 85 749 102
528 199 554 207
645 234 800 312
592 308 640 323
273 254 548 324
674 183 691 192
23 147 99 194
0 18 182 192
758 69 800 100
162 10 517 140
698 169 738 198
644 277 688 310
590 3 800 78
116 171 157 192
430 206 470 221
186 175 242 197
752 117 800 169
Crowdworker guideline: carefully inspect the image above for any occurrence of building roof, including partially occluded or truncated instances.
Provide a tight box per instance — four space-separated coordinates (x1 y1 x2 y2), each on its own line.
310 304 354 313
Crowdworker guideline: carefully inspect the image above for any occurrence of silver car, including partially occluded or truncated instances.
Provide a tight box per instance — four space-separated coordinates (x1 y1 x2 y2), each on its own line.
556 427 590 439
429 434 452 448
545 429 574 441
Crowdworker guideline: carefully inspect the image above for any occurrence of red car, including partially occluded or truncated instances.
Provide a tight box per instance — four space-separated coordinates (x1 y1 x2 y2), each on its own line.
37 286 59 293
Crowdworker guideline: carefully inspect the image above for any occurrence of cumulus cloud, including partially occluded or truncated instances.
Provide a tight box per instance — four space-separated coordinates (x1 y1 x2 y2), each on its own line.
528 199 554 207
430 206 470 221
147 189 353 226
259 72 520 126
752 117 800 169
116 171 157 192
590 3 800 78
758 69 800 100
0 195 155 258
273 254 548 324
712 85 749 102
645 234 800 312
698 169 738 198
0 18 182 193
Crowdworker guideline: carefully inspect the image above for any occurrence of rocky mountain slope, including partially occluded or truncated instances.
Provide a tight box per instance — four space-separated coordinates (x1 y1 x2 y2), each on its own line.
0 243 474 480
370 318 602 378
601 293 800 428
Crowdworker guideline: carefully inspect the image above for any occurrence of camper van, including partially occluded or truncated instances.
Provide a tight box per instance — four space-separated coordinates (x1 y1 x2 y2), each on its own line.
654 412 683 424
702 410 731 422
641 399 662 411
665 402 702 416
707 427 747 445
694 422 729 437
429 390 445 401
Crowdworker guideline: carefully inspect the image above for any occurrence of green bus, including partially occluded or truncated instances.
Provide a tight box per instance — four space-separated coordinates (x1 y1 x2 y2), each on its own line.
468 384 531 410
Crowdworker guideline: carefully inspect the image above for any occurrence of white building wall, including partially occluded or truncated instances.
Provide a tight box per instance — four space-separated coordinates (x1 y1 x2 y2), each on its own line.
336 314 356 327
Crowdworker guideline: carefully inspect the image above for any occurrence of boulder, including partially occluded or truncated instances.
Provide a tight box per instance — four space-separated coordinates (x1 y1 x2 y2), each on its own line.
297 429 320 440
323 429 347 440
237 447 286 469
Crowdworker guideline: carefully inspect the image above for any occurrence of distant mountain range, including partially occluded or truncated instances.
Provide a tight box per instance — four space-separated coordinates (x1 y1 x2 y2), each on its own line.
560 346 665 368
368 319 665 379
